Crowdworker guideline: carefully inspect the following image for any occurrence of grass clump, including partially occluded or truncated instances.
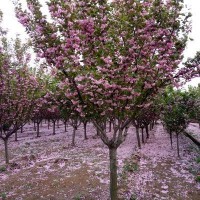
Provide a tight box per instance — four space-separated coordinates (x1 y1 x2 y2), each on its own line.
123 161 138 173
0 166 7 173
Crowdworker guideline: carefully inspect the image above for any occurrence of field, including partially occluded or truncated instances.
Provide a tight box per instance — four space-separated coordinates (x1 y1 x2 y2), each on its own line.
0 122 200 200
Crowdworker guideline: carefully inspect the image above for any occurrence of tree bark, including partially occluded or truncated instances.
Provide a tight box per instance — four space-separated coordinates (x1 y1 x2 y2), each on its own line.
64 121 67 132
83 122 88 140
15 131 18 141
72 127 76 146
37 122 40 137
4 139 9 164
141 127 144 143
53 121 56 135
169 130 173 148
176 133 180 157
145 125 149 139
136 127 141 149
34 122 36 131
109 121 112 132
96 127 100 136
109 147 118 200
48 120 50 129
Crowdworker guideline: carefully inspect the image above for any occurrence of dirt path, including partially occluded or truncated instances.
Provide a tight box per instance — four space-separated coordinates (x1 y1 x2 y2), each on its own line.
187 123 200 142
0 122 137 200
0 122 199 199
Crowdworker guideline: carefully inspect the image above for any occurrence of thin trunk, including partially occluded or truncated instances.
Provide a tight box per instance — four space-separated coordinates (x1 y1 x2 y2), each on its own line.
176 133 180 157
37 122 40 137
64 121 67 132
96 127 100 136
169 130 173 148
72 127 76 146
15 131 18 141
145 125 149 139
53 121 56 135
141 128 144 143
150 123 153 130
136 127 141 149
34 122 36 131
109 147 118 200
21 126 23 133
109 121 112 132
84 122 88 140
4 139 9 164
48 120 50 129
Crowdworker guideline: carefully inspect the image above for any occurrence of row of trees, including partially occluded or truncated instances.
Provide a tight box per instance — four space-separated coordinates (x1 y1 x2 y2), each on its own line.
161 85 200 157
0 0 199 199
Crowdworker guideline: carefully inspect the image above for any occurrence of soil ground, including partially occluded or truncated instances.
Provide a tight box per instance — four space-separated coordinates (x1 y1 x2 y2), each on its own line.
0 121 199 200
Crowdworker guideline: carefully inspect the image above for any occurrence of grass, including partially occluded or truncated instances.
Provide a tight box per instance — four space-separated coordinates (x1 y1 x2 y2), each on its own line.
196 157 200 163
195 175 200 182
0 166 7 173
130 193 137 200
73 192 83 200
0 192 7 200
123 161 138 173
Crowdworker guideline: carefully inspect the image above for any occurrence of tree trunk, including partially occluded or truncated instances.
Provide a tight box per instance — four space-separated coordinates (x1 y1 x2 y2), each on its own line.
109 121 112 132
4 139 9 164
84 122 88 140
21 126 23 133
109 147 118 200
15 131 18 141
150 123 153 130
72 127 76 146
34 122 36 131
53 121 56 135
96 127 100 136
48 120 50 129
37 122 40 137
145 125 149 139
141 128 144 143
64 121 67 132
136 127 141 149
176 133 180 157
169 130 173 149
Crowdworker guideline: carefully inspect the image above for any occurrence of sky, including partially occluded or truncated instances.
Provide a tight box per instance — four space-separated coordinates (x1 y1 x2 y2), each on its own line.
0 0 199 88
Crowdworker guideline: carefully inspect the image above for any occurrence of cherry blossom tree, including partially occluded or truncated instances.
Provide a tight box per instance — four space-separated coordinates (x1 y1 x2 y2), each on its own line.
0 46 43 164
133 104 159 146
15 0 194 198
0 13 44 164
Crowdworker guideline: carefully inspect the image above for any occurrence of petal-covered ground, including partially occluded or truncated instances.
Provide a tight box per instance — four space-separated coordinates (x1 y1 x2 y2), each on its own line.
124 124 200 200
0 122 199 200
187 123 200 142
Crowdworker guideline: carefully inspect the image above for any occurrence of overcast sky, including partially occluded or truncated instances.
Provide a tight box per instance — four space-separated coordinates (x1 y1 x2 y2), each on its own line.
0 0 199 88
